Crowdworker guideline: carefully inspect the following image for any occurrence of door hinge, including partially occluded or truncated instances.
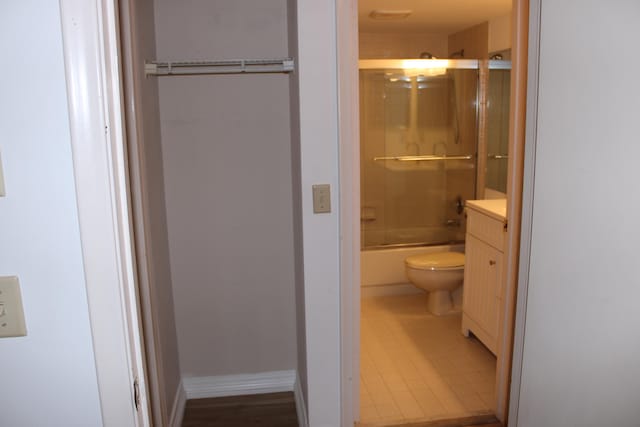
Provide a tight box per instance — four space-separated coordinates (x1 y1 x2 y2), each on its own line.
133 377 140 411
503 220 508 232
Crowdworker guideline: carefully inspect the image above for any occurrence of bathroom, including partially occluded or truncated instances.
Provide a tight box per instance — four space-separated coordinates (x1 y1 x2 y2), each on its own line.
358 1 514 424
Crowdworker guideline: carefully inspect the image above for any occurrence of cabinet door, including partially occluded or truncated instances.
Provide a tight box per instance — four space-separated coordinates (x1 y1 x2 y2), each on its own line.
463 234 503 341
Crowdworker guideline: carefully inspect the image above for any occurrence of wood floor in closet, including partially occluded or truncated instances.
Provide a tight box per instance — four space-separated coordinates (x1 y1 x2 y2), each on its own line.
181 392 298 427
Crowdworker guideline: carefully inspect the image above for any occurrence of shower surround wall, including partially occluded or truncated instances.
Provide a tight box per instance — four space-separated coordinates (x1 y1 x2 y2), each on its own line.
154 0 298 379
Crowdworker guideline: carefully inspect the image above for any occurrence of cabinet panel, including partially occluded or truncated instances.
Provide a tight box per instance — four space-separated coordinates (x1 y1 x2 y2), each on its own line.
466 208 505 250
463 233 502 353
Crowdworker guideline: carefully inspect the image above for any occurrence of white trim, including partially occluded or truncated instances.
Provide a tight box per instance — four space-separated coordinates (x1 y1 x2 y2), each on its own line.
58 0 149 426
183 370 297 400
508 0 541 423
169 380 187 427
295 372 309 427
336 0 360 425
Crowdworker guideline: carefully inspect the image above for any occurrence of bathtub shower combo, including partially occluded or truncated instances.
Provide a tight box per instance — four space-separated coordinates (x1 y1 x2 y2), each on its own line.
360 59 511 314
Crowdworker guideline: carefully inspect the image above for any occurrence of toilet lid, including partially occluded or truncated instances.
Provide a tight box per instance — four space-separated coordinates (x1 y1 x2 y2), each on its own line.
405 252 465 270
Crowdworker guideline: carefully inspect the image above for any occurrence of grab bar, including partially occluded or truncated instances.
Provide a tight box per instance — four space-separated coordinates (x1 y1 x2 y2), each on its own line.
373 154 473 162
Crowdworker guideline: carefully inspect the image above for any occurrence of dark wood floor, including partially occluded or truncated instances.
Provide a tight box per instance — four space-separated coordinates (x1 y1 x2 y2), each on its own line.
181 392 298 427
180 392 502 427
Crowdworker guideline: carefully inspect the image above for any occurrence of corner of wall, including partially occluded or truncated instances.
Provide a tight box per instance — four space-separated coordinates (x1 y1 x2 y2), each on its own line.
168 379 186 427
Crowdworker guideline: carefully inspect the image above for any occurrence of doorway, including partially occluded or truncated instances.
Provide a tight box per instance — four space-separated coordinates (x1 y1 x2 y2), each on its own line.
341 0 529 425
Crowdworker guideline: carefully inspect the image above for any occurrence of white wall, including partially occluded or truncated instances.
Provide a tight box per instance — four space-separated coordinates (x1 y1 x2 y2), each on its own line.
515 1 640 426
296 1 342 425
0 1 103 426
154 0 297 378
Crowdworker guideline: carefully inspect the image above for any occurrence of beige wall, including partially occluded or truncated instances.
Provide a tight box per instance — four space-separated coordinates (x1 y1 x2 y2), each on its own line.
154 0 297 377
448 22 489 59
359 32 448 59
120 0 181 423
286 0 307 403
488 14 511 54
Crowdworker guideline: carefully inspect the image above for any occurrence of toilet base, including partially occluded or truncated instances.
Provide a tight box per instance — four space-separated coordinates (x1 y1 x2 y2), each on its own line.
427 290 454 316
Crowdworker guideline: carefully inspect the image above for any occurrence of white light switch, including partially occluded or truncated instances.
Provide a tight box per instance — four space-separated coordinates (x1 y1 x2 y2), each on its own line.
312 184 331 213
0 276 27 338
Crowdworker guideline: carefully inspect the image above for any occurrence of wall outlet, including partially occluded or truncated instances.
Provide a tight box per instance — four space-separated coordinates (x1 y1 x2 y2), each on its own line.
0 276 27 338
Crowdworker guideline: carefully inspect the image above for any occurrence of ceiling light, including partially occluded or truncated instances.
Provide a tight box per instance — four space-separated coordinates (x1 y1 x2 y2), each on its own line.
369 10 412 20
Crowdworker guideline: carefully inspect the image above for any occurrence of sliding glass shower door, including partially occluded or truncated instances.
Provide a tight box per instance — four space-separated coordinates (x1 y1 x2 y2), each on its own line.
360 60 479 249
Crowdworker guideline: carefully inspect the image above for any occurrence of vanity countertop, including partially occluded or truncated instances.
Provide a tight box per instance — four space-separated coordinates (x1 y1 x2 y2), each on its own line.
466 199 507 221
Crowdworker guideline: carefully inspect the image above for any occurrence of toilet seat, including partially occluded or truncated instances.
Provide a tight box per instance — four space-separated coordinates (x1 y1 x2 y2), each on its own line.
405 252 465 271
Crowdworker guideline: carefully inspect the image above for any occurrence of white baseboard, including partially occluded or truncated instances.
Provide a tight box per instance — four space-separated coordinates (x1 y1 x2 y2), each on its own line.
294 372 309 427
182 370 296 400
169 379 186 427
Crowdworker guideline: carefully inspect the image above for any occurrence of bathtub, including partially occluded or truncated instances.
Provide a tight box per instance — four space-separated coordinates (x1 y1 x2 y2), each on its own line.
361 243 464 296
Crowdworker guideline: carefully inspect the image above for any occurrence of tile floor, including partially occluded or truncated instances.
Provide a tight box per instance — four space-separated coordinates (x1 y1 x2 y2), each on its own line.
359 294 497 426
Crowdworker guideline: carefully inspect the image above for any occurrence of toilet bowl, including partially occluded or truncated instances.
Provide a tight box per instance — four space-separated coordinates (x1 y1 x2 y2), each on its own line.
405 252 465 315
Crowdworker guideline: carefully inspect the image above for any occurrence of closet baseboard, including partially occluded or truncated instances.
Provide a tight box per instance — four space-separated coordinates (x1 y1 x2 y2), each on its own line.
182 370 296 400
294 372 309 427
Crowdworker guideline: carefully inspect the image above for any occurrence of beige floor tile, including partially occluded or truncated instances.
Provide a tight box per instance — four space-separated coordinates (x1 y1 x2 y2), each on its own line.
374 401 402 418
413 388 448 420
478 390 496 408
360 384 374 407
360 294 497 423
381 373 408 392
392 390 425 420
404 377 428 391
359 404 380 423
458 392 491 413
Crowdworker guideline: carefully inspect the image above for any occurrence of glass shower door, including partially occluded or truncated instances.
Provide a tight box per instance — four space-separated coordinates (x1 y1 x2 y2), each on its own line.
360 61 479 249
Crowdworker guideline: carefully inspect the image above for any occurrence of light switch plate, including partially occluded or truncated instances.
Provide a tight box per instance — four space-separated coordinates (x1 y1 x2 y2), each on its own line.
0 276 27 338
312 184 331 213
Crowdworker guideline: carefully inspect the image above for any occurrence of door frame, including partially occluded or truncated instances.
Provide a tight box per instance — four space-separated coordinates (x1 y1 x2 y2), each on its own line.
335 0 533 424
59 0 150 425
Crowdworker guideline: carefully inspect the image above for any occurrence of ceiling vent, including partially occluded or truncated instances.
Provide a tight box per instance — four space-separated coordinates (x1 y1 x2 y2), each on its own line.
369 10 413 20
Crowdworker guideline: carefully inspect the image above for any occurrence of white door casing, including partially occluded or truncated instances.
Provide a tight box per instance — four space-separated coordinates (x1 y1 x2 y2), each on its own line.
59 0 151 425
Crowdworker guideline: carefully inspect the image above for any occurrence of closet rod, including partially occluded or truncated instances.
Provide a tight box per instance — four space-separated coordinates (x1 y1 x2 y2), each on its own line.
144 58 295 76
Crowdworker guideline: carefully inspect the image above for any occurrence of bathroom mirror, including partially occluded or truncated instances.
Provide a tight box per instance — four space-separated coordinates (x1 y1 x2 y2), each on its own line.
484 61 511 196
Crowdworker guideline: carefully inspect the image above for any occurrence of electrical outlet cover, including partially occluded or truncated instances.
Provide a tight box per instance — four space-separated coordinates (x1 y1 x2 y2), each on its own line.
0 276 27 337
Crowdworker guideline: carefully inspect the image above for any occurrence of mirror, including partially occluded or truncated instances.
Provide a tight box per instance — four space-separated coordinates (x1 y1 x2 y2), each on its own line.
484 61 511 196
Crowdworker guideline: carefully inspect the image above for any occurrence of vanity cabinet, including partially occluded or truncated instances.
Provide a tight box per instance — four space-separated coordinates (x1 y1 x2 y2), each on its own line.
462 200 507 356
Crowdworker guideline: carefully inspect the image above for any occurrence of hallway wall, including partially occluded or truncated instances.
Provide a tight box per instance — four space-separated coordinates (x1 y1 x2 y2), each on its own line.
516 1 640 425
0 1 102 425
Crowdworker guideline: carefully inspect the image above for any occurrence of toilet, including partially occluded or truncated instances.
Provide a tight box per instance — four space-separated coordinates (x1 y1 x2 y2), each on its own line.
405 252 465 315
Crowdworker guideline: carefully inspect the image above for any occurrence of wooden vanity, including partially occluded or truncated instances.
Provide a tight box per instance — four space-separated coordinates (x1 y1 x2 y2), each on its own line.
462 199 507 356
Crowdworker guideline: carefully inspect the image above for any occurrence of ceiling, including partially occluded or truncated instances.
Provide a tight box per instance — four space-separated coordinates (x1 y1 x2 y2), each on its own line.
358 0 512 34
